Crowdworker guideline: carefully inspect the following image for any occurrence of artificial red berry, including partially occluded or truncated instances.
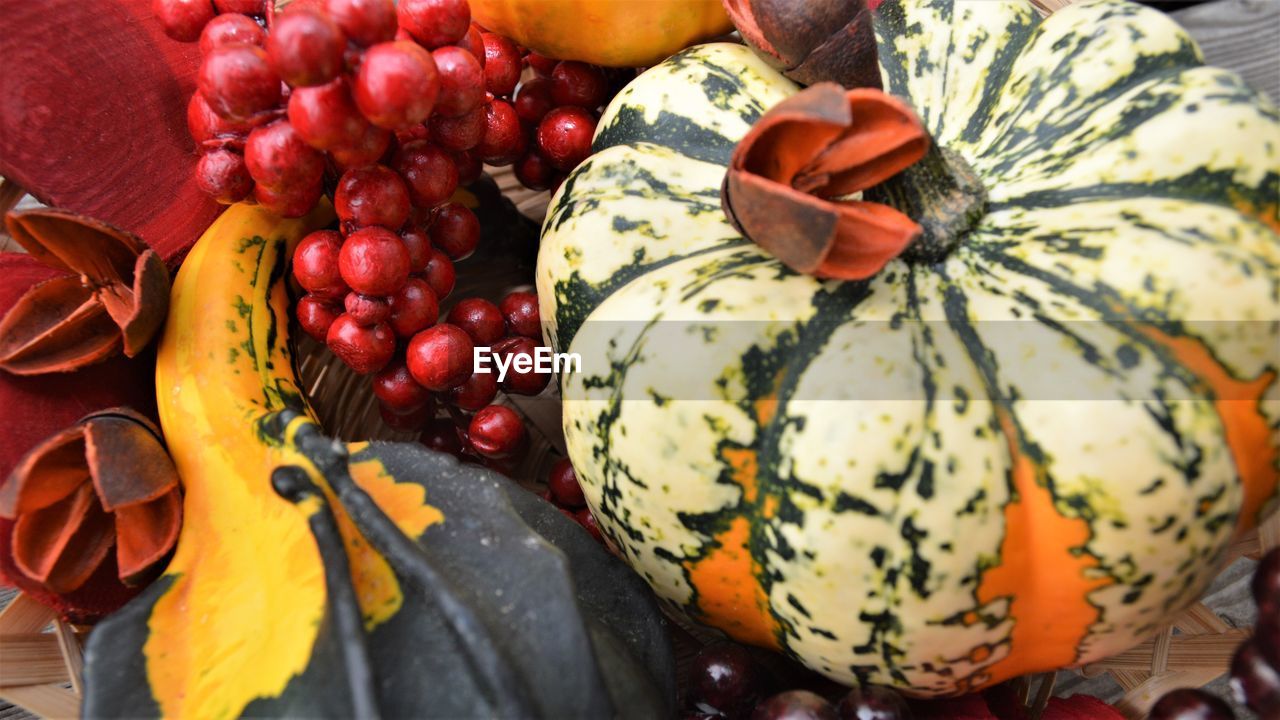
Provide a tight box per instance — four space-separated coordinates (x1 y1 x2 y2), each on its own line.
690 642 761 716
457 24 485 67
187 92 251 147
245 120 325 190
293 230 348 298
835 687 910 720
537 106 596 171
372 358 432 413
550 61 609 109
400 226 431 273
468 405 525 459
398 0 470 49
430 203 481 261
452 149 483 184
1254 547 1280 617
354 41 440 129
254 180 323 217
339 226 410 295
447 370 498 411
422 248 456 299
213 0 263 13
526 52 558 77
513 151 557 192
388 277 439 338
500 291 540 338
1230 639 1280 715
198 45 282 121
380 401 434 432
480 33 521 97
326 315 396 374
324 0 396 46
547 457 584 508
429 104 484 151
396 123 431 145
335 164 411 230
447 298 504 345
477 100 525 166
513 77 554 126
154 0 216 42
1150 688 1234 720
406 323 474 391
420 417 464 456
330 123 392 170
344 292 391 326
267 8 345 88
199 13 266 55
491 335 550 396
296 294 343 342
753 691 838 720
394 141 459 208
288 78 369 150
431 46 486 118
574 507 603 542
195 149 254 203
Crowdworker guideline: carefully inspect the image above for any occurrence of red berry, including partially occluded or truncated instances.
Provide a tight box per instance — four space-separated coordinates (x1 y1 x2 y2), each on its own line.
406 324 474 391
195 149 254 203
431 46 486 118
513 77 554 126
187 92 251 147
372 358 432 413
245 120 325 191
753 691 838 720
400 226 431 273
526 52 558 77
482 454 522 477
354 41 440 129
198 45 282 121
452 149 483 184
430 104 485 151
477 99 525 166
547 457 584 508
1150 689 1234 720
430 203 480 261
379 402 434 432
1254 547 1280 617
468 405 525 459
447 298 504 345
573 507 603 542
481 33 521 97
295 294 343 342
267 9 345 88
293 230 348 298
388 277 439 338
537 107 596 171
420 417 463 456
836 687 909 720
447 370 498 411
550 61 609 109
326 315 396 374
335 164 411 230
513 151 557 192
344 292 391 326
254 180 322 217
324 0 395 46
339 226 410 295
422 248 456 299
491 335 550 396
154 0 216 42
398 0 470 49
213 0 263 13
330 123 392 170
457 25 485 67
691 642 761 717
287 78 369 150
199 13 266 55
393 141 459 208
500 291 541 338
1230 639 1280 715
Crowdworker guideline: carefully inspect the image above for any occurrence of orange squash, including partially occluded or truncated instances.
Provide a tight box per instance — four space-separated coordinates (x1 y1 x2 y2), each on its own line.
469 0 733 67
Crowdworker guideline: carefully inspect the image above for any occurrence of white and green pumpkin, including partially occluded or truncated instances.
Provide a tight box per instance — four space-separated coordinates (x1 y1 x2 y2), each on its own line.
536 0 1280 695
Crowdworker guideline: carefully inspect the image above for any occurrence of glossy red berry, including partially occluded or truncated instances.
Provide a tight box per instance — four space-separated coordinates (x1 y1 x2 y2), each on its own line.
431 46 486 118
537 106 596 171
430 203 481 261
447 370 498 411
550 61 609 109
335 164 411 230
526 52 558 77
254 180 322 217
199 13 266 55
513 151 556 192
573 508 602 542
354 41 440 129
481 33 521 97
245 120 325 191
267 9 345 88
330 123 392 170
422 248 456 299
835 687 910 720
326 315 396 374
339 226 410 295
468 405 525 459
1255 612 1280 672
492 335 550 396
690 642 760 716
198 45 282 121
513 77 554 126
499 291 540 338
373 358 432 413
389 277 439 338
154 0 216 42
447 298 504 345
296 294 343 342
288 78 369 150
1230 640 1280 715
477 100 525 166
324 0 396 46
452 149 483 184
457 25 485 67
344 292 391 326
195 149 254 203
420 417 464 457
187 92 251 147
213 0 263 13
752 691 838 720
398 0 470 49
293 230 348 298
430 104 485 152
1149 688 1235 720
1254 548 1280 617
547 457 584 508
393 141 459 208
406 323 474 391
400 227 431 273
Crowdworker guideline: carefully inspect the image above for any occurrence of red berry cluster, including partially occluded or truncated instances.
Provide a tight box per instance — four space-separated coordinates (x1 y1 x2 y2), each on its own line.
539 458 601 542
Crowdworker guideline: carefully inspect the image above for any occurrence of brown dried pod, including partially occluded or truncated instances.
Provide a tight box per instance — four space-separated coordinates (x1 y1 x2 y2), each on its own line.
722 0 883 89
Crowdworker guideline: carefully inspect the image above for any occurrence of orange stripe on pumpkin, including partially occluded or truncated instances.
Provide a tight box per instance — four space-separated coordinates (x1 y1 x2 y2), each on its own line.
684 515 780 649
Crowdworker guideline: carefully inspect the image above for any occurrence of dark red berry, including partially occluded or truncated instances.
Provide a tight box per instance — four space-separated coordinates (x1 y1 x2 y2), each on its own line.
326 315 396 374
254 179 323 217
245 120 325 191
1255 613 1280 670
452 149 483 184
491 335 550 396
835 687 910 720
339 226 410 295
477 99 525 166
213 0 263 13
354 41 440 129
199 45 282 121
344 292 391 326
513 77 554 126
513 151 556 191
447 298 504 345
547 457 584 508
187 92 251 147
195 149 254 203
398 0 470 49
537 106 596 171
690 642 760 716
526 52 557 77
430 104 485 151
499 291 540 338
1150 688 1235 720
293 230 347 298
394 141 459 208
1230 639 1280 715
422 248 456 299
753 691 839 720
447 370 498 411
335 164 411 230
154 0 216 42
400 227 431 273
379 402 434 432
288 78 369 150
389 277 439 338
420 417 464 456
296 294 342 342
267 8 345 87
550 61 608 109
431 46 486 118
430 203 481 261
573 507 603 542
480 33 521 97
1254 548 1280 617
330 123 392 170
199 13 266 55
324 0 396 46
468 405 525 459
373 358 432 413
457 24 485 67
406 323 474 391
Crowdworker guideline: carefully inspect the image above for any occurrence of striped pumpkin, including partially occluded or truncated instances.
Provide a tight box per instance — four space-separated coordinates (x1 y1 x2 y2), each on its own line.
536 0 1280 696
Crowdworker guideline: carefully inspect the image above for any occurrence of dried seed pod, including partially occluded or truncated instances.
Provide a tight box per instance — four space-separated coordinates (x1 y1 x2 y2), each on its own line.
722 0 883 89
